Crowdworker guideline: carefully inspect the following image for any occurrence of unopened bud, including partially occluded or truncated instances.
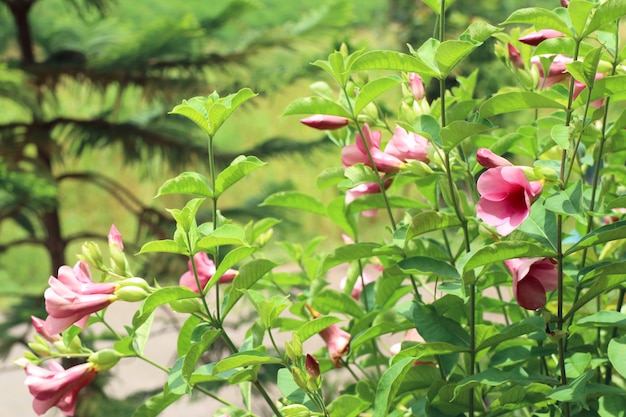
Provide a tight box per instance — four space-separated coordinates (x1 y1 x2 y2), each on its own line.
89 349 122 371
281 404 312 417
28 342 51 357
169 298 202 314
300 115 349 131
409 73 425 101
305 354 320 379
115 286 148 302
81 241 104 269
405 159 434 176
118 277 150 291
292 367 309 391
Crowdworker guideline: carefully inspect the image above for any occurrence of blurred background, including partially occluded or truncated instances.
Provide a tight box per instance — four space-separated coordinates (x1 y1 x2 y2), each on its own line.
0 0 544 415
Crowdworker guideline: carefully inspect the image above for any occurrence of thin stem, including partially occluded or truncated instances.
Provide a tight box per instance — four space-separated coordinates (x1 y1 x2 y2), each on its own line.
207 135 222 323
190 250 214 322
195 384 253 413
137 354 170 373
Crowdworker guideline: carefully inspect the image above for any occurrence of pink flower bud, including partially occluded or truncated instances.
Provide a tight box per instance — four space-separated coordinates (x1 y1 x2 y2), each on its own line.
476 148 513 168
179 252 238 293
409 72 425 101
300 115 349 130
305 353 320 378
507 43 524 69
561 0 569 7
519 29 565 46
107 224 123 250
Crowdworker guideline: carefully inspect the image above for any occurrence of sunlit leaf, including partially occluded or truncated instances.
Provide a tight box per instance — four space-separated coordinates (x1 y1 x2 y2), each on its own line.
261 191 327 216
351 50 438 77
354 75 403 114
156 172 212 198
282 96 352 118
214 155 266 198
479 91 566 119
212 350 282 374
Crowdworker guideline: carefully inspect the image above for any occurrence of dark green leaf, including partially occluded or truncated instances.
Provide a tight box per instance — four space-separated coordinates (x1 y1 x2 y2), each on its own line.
565 220 626 255
373 358 416 417
405 211 461 240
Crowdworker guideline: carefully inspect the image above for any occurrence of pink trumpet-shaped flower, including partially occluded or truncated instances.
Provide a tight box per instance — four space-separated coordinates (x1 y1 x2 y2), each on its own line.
107 224 123 250
385 127 429 163
409 73 425 101
342 123 404 173
476 166 543 236
300 114 349 130
340 271 376 301
319 323 351 368
519 29 564 46
179 252 238 293
531 55 572 88
44 261 118 335
504 258 558 310
345 178 392 217
24 361 97 416
476 148 513 169
508 43 524 69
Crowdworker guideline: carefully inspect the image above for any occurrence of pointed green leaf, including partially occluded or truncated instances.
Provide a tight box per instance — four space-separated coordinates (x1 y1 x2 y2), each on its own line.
196 224 248 250
608 336 626 379
436 40 479 78
156 172 212 198
138 239 185 255
346 194 427 215
462 21 500 43
566 265 626 320
351 50 439 77
544 180 585 222
296 315 343 341
568 1 595 37
405 211 462 240
131 391 183 417
327 196 357 236
571 311 626 334
550 124 571 149
221 259 278 316
342 163 379 187
518 201 558 251
548 370 594 407
502 7 573 36
133 287 199 328
351 321 413 351
182 325 221 384
282 96 352 118
169 98 210 136
372 357 416 417
214 155 266 198
398 256 459 279
354 75 403 115
212 350 282 374
312 289 364 318
566 220 626 255
320 242 391 272
583 0 626 37
208 88 257 136
574 75 626 108
177 316 202 357
441 120 491 150
459 241 557 274
479 91 566 119
205 246 257 293
477 317 544 351
412 303 470 348
260 191 326 216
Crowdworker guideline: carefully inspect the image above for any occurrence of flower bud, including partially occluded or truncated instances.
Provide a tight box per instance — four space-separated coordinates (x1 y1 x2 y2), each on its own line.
81 241 104 269
89 348 122 371
281 404 312 417
409 72 425 101
291 367 309 391
305 353 320 379
507 43 524 69
114 286 148 302
560 0 569 7
519 29 564 46
28 342 51 357
118 277 150 291
169 298 202 314
300 115 349 130
476 148 512 168
109 244 131 277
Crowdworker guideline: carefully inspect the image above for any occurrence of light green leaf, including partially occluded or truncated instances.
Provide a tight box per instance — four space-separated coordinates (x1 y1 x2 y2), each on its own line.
214 155 266 198
566 268 626 320
221 259 278 316
327 395 368 417
544 180 585 223
477 317 544 351
282 96 352 118
436 40 479 78
137 239 184 255
346 194 427 215
459 241 557 274
479 91 566 119
351 50 439 77
571 311 626 334
548 370 594 407
177 315 202 357
568 1 595 38
342 163 379 187
354 75 403 115
405 211 462 240
156 172 212 198
206 246 257 293
583 0 626 37
196 224 248 250
131 391 183 417
441 121 491 151
518 202 558 251
608 336 626 379
133 287 199 328
311 289 364 319
296 315 343 341
373 358 415 417
574 75 626 108
501 7 573 36
132 310 154 356
320 242 393 272
462 21 501 43
182 325 221 384
212 350 282 374
207 88 257 136
169 98 210 136
261 191 327 216
351 321 413 351
550 124 570 149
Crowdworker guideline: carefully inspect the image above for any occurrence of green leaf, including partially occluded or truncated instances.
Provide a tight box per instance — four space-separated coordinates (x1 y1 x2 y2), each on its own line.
479 91 566 119
393 341 467 361
501 7 573 36
441 121 491 151
137 239 185 255
282 96 352 118
212 350 282 374
477 317 544 351
568 1 595 38
574 75 626 108
346 194 427 215
311 289 364 318
342 163 380 187
169 98 210 136
544 180 585 223
436 40 479 78
459 241 557 274
182 325 221 384
261 191 327 216
548 370 594 408
132 310 154 356
177 315 202 357
412 303 469 348
327 395 368 417
571 311 626 334
207 88 257 136
583 0 626 37
206 246 257 293
372 358 415 417
462 21 501 43
354 75 403 115
351 50 438 77
351 321 413 351
317 167 345 190
518 202 558 251
196 224 248 250
607 195 626 210
550 124 570 149
398 256 459 279
131 390 183 417
565 220 626 255
608 336 626 379
133 287 199 328
221 259 278 316
320 242 386 272
156 172 212 198
277 368 316 410
566 268 626 320
214 155 266 198
296 315 343 341
405 211 461 240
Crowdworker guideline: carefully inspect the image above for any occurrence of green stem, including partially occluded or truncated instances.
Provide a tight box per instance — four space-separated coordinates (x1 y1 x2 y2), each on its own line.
195 384 254 414
137 353 170 373
207 135 222 324
190 249 214 322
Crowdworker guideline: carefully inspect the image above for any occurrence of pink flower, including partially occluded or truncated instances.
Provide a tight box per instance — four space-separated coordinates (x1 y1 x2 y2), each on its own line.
409 73 425 101
340 271 376 300
476 148 513 168
345 179 392 217
476 166 543 236
319 323 351 368
519 29 565 46
31 316 60 343
24 361 97 416
305 353 320 378
573 74 605 108
385 127 429 163
342 124 404 173
179 252 238 293
107 224 123 250
508 43 524 69
561 0 570 7
531 55 572 88
44 261 118 335
300 115 349 130
504 258 558 310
